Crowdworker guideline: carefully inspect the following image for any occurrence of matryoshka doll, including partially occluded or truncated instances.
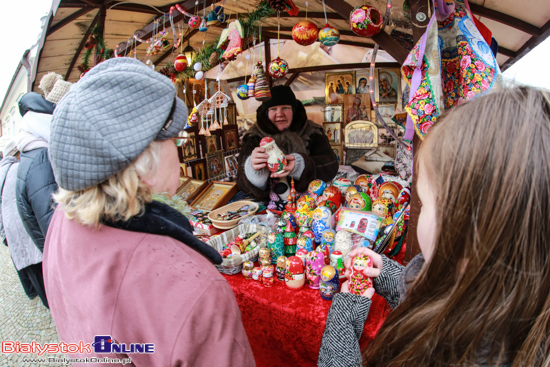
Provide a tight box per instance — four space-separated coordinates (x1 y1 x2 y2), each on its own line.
397 187 411 211
377 181 402 205
242 260 254 279
348 192 372 211
281 210 297 233
320 265 340 300
297 194 317 213
259 137 287 174
295 248 309 266
305 249 325 289
333 177 352 195
262 265 274 287
259 247 272 268
297 230 315 252
372 198 395 227
355 174 378 202
344 185 361 207
267 231 284 264
276 255 287 281
329 251 346 280
285 256 305 290
318 200 338 215
307 179 327 201
311 206 333 244
320 228 336 264
283 220 297 257
321 186 343 209
295 211 311 229
348 254 374 295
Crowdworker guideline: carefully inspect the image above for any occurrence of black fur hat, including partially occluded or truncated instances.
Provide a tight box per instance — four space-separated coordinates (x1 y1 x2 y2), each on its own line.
260 85 298 110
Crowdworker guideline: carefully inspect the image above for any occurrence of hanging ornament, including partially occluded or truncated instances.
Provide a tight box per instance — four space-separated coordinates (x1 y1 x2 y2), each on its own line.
247 75 256 97
189 16 201 29
207 9 219 26
268 57 289 79
194 62 202 71
199 17 208 32
319 24 340 46
209 51 220 68
215 6 227 23
195 70 204 80
254 63 271 101
174 54 188 72
349 5 383 37
292 20 318 46
217 20 244 60
267 0 299 16
237 85 250 100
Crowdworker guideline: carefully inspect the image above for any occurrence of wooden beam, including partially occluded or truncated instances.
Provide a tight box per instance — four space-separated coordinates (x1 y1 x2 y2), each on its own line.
154 29 200 66
47 6 95 36
65 11 100 80
262 30 378 49
497 46 516 58
264 36 272 87
263 26 358 37
469 3 541 36
265 11 342 21
284 72 300 86
502 19 550 71
322 0 408 64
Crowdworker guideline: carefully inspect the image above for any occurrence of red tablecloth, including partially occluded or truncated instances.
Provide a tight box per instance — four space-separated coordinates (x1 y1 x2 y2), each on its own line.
223 272 391 367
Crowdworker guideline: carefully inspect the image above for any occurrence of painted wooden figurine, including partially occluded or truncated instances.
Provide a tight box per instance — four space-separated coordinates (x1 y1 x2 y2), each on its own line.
334 230 353 259
372 197 395 227
321 186 343 208
259 137 287 174
333 177 352 195
276 255 287 281
259 247 272 268
295 248 309 267
311 206 333 244
297 230 315 252
344 185 362 207
319 228 336 265
285 256 305 290
283 220 297 257
267 231 285 264
348 192 373 211
262 265 274 287
348 254 374 295
307 179 327 201
242 260 254 279
305 249 325 289
329 251 346 280
320 265 340 300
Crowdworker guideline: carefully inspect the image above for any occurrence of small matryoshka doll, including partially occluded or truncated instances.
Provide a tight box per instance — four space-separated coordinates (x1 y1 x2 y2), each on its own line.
260 137 287 174
281 210 297 233
276 255 287 281
283 220 298 257
321 229 336 253
355 174 378 202
307 179 327 201
242 261 254 279
262 265 274 287
397 187 411 211
305 249 325 289
259 247 272 268
348 192 373 211
295 248 309 266
252 266 263 281
344 185 362 207
285 256 305 290
267 232 285 264
348 254 374 295
297 230 315 252
295 211 311 229
333 177 352 196
334 230 353 260
377 181 402 205
320 265 340 300
321 186 343 208
372 198 395 227
329 251 346 280
311 206 333 244
276 217 287 234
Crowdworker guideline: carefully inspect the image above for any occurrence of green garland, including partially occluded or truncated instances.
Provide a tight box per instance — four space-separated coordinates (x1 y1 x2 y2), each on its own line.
80 24 112 72
175 0 275 79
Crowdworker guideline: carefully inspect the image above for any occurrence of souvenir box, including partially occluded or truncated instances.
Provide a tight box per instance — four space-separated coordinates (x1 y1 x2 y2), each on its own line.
190 181 238 211
336 209 382 242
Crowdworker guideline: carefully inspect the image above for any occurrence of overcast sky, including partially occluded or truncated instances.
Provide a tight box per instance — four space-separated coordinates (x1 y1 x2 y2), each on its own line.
0 0 548 105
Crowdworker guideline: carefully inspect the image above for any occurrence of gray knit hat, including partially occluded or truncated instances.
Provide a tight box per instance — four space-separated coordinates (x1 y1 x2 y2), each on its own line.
50 57 188 191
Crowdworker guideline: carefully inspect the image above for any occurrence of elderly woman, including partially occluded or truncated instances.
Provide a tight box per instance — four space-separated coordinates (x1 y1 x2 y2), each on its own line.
44 58 254 366
237 85 338 201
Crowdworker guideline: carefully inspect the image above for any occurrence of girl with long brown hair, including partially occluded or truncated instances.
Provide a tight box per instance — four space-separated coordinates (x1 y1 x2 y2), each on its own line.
319 86 550 367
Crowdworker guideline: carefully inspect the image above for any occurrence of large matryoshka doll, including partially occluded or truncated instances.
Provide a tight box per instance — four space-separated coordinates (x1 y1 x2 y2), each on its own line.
348 254 374 296
344 185 362 207
355 174 378 202
285 256 305 290
311 206 333 244
259 137 287 174
321 186 343 209
348 192 373 211
333 177 352 196
267 231 285 264
320 265 340 300
307 179 327 201
377 181 402 206
372 197 395 227
305 249 325 289
297 230 315 252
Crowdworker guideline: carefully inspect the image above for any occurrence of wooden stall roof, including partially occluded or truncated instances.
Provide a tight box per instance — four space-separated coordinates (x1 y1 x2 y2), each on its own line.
32 0 550 91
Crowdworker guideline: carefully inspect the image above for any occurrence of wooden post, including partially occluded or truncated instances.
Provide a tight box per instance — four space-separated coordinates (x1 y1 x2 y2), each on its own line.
264 35 272 88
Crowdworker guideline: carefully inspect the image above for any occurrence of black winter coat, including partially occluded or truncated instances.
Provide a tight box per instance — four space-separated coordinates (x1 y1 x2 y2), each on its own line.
16 148 58 252
237 99 338 201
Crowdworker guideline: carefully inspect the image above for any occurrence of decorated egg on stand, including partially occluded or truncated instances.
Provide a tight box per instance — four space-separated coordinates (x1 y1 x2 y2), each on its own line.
349 5 383 37
333 177 352 195
285 256 305 290
320 265 340 300
188 16 201 29
318 24 340 46
305 249 325 289
260 137 287 174
268 57 289 79
174 54 188 72
311 206 333 244
308 179 327 201
292 20 319 46
237 84 249 100
348 192 372 211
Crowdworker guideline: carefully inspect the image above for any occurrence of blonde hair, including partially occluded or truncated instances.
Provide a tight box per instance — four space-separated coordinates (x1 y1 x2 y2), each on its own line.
54 141 163 228
364 86 550 366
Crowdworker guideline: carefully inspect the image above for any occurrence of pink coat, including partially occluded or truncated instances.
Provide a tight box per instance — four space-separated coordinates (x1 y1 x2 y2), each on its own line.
44 209 254 366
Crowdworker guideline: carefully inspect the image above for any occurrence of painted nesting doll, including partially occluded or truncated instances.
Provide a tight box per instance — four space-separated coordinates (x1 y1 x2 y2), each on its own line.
320 229 336 264
344 185 362 207
262 265 274 287
305 249 325 289
281 210 297 233
321 186 343 208
333 177 352 195
242 260 254 279
307 179 327 201
283 220 297 257
329 251 346 280
267 231 285 264
355 174 378 202
276 255 287 281
348 192 373 211
348 254 374 296
259 247 272 268
285 256 305 290
378 181 402 205
311 206 333 244
295 248 309 266
297 230 315 252
295 211 311 229
397 187 411 211
297 194 317 213
320 265 340 300
372 198 395 227
334 230 353 260
318 200 338 215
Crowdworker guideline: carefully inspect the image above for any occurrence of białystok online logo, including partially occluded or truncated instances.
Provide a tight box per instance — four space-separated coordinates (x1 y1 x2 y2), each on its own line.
2 336 154 355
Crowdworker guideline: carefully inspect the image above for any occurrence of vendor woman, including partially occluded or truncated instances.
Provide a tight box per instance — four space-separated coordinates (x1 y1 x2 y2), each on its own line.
237 85 339 200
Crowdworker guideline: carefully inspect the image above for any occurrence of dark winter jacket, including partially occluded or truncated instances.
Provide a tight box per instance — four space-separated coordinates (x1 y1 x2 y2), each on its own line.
237 100 338 201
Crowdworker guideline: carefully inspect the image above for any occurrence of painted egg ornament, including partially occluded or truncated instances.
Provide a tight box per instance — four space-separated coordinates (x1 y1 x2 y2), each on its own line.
237 84 250 100
199 17 208 32
194 62 202 71
174 54 188 72
188 16 201 29
292 20 319 46
318 24 340 46
268 57 289 79
349 5 383 37
195 70 204 80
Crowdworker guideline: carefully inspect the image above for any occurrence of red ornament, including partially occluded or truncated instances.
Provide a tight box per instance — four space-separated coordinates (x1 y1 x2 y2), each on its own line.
349 5 383 37
292 20 319 46
174 54 188 72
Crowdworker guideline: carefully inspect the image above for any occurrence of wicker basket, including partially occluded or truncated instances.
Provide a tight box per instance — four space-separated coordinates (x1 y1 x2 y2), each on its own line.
208 200 259 230
207 223 270 275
